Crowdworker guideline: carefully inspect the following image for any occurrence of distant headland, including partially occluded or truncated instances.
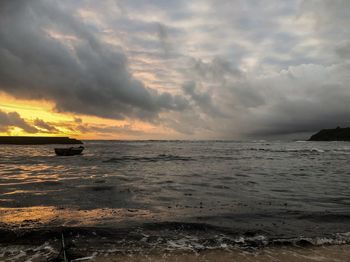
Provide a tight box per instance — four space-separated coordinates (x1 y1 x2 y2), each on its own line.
309 127 350 141
0 136 83 145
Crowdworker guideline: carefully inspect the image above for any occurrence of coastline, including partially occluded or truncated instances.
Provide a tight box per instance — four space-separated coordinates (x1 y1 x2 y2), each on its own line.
0 223 349 261
0 136 82 145
93 245 350 262
1 242 350 261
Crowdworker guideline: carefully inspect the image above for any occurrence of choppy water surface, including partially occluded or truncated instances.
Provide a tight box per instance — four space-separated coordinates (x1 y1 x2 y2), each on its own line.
0 141 350 259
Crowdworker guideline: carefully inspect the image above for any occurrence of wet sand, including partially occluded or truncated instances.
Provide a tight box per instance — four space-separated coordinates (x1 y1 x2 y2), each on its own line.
93 245 350 262
2 244 349 261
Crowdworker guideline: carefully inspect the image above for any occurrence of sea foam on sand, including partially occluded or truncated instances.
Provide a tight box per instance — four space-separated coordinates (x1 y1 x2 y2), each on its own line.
1 244 349 262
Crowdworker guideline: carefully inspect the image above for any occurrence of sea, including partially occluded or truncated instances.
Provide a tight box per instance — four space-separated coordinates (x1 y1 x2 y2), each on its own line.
0 140 349 261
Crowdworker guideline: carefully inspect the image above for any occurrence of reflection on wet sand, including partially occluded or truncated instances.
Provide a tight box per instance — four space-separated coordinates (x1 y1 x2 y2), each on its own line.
0 206 156 228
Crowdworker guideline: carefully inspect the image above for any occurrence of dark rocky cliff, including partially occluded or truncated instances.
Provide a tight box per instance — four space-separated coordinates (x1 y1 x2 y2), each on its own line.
309 127 350 141
0 136 83 145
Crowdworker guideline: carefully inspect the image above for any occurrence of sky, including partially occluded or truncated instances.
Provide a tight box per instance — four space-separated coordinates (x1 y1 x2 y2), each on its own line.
0 0 349 140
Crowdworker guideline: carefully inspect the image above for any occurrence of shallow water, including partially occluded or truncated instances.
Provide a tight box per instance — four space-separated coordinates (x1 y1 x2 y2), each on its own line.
0 141 349 258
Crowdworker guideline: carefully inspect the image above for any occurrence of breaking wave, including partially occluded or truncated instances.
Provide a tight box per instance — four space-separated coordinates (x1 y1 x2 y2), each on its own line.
0 224 349 261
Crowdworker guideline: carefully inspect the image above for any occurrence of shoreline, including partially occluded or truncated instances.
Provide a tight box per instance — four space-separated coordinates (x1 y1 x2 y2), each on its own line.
0 136 82 144
1 242 350 261
0 224 349 261
94 245 350 262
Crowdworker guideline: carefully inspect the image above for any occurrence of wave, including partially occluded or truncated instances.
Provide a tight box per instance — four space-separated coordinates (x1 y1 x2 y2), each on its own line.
1 222 349 248
1 232 349 261
0 222 349 261
103 154 194 163
102 148 339 164
249 147 325 152
271 232 350 246
245 147 335 153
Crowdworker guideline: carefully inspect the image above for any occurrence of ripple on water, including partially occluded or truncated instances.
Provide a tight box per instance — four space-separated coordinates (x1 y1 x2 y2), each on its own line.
0 141 350 246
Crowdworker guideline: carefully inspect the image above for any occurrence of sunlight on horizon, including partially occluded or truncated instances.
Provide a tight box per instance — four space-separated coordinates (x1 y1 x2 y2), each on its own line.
0 93 177 139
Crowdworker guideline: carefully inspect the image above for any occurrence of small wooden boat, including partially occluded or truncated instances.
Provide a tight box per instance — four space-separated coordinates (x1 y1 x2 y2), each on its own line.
55 146 84 156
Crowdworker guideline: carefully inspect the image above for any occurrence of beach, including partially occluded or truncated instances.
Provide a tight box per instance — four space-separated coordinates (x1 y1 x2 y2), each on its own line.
1 243 350 261
94 245 350 262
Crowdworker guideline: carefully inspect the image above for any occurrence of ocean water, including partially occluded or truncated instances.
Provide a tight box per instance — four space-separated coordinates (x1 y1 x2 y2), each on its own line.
0 140 350 260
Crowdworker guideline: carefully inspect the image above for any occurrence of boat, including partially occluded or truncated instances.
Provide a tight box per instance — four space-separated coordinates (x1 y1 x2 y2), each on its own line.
55 146 84 156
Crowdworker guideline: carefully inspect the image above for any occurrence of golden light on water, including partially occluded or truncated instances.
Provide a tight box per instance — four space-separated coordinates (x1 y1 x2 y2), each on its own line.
0 206 155 227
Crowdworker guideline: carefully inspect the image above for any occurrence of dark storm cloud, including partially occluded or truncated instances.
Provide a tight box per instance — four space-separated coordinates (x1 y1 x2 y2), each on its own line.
228 63 350 138
180 59 350 138
0 0 188 121
0 110 38 133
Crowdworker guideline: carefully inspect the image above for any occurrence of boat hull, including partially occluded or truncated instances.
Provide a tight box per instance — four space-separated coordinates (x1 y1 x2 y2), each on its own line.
55 146 84 156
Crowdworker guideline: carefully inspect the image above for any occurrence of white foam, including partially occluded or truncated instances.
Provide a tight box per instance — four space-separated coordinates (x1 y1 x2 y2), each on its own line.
71 252 96 261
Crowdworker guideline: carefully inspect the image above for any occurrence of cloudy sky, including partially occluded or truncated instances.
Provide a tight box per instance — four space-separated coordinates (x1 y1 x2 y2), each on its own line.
0 0 349 139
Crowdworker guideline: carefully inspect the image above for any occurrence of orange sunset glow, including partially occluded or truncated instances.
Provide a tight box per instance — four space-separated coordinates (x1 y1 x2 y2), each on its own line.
0 92 175 140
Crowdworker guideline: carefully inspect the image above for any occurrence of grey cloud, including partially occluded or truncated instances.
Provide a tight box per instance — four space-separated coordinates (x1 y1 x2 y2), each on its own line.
0 0 188 121
76 123 155 138
183 81 226 117
335 42 350 60
300 0 350 36
181 59 350 138
299 0 350 63
156 23 172 57
0 110 38 133
182 57 263 117
74 117 83 123
169 0 350 138
101 0 350 139
1 0 349 139
80 124 142 135
34 119 59 133
231 64 350 138
189 57 241 82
